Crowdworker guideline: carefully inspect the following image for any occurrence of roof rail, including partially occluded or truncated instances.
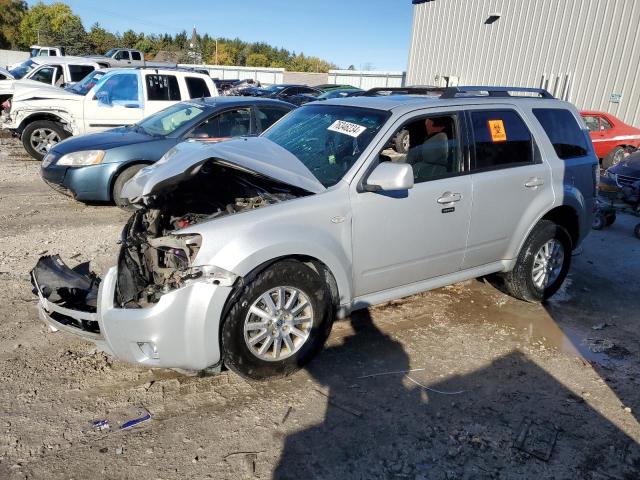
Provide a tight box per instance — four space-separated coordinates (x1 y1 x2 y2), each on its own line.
440 86 554 99
363 85 554 99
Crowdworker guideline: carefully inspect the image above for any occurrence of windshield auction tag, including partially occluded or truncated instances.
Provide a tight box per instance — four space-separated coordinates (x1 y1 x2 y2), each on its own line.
328 120 366 138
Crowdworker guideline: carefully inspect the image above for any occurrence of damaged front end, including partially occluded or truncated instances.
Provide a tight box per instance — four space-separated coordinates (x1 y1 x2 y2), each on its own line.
116 159 306 308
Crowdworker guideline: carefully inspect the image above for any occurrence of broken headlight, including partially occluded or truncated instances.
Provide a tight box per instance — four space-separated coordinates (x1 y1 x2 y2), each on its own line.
58 150 105 167
174 265 238 287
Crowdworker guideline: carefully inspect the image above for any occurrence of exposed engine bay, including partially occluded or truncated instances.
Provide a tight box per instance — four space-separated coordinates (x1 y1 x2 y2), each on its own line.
116 160 307 308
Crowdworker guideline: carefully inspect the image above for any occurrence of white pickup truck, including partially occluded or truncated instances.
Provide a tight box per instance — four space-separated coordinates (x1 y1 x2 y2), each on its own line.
0 56 100 106
86 48 177 68
2 68 218 159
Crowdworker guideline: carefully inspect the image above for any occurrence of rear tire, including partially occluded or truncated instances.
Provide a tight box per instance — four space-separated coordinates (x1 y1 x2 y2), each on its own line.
503 220 572 302
222 260 334 380
21 120 69 161
602 146 625 169
112 164 146 210
592 213 606 230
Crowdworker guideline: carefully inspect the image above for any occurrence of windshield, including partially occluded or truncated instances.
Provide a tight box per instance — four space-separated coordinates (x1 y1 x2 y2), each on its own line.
104 49 117 57
318 89 360 100
137 102 206 136
263 104 389 188
264 85 286 93
9 59 36 79
66 70 106 95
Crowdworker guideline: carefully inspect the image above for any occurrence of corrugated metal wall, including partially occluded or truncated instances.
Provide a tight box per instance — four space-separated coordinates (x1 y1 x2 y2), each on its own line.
180 64 284 85
0 49 29 69
407 0 640 126
328 70 407 89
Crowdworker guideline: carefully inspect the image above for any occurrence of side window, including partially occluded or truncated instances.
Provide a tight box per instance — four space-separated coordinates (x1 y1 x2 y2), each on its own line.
282 87 298 96
600 117 612 130
50 50 57 57
114 50 130 60
381 114 462 183
582 115 599 132
256 106 290 131
146 75 181 101
30 67 56 84
131 51 142 61
53 65 64 86
96 73 139 102
185 77 211 98
533 108 590 159
298 87 319 95
69 65 96 82
470 110 533 171
191 108 252 139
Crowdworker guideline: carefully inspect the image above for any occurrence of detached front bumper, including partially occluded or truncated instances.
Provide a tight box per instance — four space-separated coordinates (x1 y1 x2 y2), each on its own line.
33 259 233 371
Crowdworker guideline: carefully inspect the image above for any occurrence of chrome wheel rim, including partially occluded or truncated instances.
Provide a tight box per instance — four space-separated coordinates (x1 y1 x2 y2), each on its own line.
612 148 625 166
532 239 564 289
30 128 60 155
243 286 314 362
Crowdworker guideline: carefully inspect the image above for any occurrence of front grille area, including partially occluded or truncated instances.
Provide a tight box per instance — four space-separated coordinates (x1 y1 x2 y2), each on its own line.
618 174 639 188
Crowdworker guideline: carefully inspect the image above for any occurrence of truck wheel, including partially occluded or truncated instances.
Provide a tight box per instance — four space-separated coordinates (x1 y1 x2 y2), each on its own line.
503 220 572 303
602 146 625 169
22 120 69 161
112 164 146 210
222 260 334 380
394 129 410 154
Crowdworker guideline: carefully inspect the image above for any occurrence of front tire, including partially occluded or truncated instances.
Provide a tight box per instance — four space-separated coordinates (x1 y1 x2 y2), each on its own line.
22 120 69 161
112 164 146 210
503 220 572 302
222 260 334 380
602 146 626 169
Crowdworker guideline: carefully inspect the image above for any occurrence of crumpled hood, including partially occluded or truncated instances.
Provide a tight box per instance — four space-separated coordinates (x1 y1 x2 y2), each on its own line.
12 83 79 102
609 152 640 177
121 136 326 201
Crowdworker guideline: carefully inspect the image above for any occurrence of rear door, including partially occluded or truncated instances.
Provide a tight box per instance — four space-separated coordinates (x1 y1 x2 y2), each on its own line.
463 106 553 269
143 73 182 115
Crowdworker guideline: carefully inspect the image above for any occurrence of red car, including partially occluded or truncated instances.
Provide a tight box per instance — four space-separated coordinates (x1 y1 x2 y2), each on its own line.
581 110 640 168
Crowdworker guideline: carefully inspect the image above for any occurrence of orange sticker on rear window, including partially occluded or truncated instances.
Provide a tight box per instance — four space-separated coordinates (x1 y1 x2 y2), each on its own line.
488 119 507 142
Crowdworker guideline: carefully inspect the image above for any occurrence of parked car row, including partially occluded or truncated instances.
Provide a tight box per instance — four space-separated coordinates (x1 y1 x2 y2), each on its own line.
27 85 599 382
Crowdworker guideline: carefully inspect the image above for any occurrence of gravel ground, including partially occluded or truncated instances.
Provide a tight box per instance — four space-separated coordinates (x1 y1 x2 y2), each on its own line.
0 132 639 479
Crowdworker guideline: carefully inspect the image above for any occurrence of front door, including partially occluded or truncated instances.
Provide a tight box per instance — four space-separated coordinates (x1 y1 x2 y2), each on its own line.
351 111 472 297
83 71 144 132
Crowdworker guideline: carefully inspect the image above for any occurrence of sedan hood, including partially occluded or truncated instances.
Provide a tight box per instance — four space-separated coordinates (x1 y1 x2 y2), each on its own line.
121 136 326 202
51 127 159 154
12 84 79 102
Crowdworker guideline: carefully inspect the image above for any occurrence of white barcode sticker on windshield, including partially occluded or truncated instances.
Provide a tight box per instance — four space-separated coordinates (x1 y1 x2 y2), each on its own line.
327 120 366 137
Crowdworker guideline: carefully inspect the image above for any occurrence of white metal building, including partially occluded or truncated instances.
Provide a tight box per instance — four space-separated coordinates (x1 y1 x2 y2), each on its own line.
407 0 640 126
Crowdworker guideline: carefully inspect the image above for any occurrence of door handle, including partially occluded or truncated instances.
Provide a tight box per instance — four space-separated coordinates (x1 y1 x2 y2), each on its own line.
437 192 462 204
524 177 544 188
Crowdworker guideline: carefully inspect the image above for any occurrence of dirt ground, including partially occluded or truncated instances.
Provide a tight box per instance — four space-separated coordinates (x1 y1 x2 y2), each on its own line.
1 131 639 480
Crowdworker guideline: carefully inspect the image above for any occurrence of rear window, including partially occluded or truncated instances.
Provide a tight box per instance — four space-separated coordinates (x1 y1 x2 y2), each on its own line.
470 110 534 171
533 108 590 159
69 65 95 82
185 76 211 98
146 74 181 101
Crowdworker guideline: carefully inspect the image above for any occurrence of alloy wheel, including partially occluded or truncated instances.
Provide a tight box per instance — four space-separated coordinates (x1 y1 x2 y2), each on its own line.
243 286 314 361
531 239 565 289
30 128 61 155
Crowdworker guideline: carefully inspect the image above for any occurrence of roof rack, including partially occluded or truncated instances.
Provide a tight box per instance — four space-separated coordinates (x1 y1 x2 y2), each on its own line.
363 86 554 99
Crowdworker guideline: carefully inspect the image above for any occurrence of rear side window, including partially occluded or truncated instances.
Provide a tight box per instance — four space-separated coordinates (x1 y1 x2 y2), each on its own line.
69 65 95 82
533 108 590 159
131 51 142 61
470 110 533 170
146 75 181 101
185 77 211 98
256 106 290 131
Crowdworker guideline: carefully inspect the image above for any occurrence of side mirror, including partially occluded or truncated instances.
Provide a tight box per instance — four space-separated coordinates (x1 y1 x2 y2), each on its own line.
364 162 414 192
96 91 111 106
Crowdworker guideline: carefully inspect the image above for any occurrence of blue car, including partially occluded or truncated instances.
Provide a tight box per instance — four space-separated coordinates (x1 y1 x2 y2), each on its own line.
41 97 296 207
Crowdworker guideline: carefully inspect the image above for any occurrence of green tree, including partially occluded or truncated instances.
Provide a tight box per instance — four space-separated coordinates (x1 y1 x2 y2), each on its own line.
19 2 87 53
121 29 140 49
87 23 118 55
0 0 27 49
246 52 269 67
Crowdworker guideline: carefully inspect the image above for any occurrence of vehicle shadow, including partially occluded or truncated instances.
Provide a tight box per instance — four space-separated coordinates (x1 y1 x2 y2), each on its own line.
274 309 639 479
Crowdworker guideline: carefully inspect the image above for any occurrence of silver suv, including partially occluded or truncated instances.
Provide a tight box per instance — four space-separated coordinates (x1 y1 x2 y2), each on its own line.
32 86 598 380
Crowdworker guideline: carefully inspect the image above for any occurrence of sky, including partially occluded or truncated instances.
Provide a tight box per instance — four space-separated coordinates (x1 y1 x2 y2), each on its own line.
27 0 415 71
